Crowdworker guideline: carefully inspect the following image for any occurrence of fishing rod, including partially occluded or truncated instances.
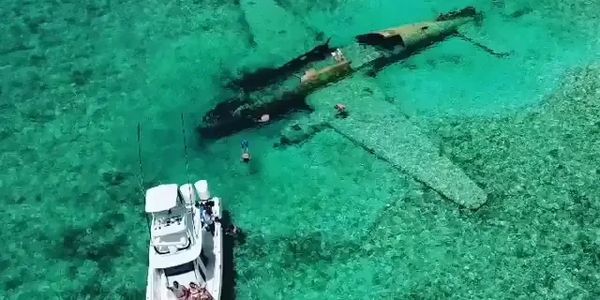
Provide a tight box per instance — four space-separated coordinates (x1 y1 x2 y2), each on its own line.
137 123 151 232
181 113 197 221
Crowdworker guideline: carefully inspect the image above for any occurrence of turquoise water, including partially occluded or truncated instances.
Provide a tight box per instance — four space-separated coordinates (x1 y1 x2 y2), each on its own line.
1 0 599 299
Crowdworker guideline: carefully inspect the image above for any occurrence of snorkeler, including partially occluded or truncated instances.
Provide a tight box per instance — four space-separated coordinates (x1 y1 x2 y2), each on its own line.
225 224 246 245
241 139 251 163
334 103 348 118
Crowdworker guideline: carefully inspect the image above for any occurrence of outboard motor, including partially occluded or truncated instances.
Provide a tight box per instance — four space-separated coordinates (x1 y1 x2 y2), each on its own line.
179 183 197 210
194 180 211 202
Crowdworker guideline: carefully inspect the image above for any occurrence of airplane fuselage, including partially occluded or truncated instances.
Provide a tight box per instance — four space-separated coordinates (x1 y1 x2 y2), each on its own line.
198 7 478 139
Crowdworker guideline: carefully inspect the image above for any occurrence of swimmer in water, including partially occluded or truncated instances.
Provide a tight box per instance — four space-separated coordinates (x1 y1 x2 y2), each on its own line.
257 114 270 123
334 103 348 118
241 152 251 162
241 139 251 163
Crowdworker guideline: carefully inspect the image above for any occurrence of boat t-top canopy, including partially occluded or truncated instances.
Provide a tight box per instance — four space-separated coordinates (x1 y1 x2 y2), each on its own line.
145 184 179 213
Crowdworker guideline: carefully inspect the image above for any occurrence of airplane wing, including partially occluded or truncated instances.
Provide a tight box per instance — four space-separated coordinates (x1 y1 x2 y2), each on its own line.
306 75 487 209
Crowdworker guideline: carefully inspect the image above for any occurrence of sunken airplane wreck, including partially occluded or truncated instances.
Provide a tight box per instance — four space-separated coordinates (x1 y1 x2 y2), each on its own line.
198 6 492 210
198 7 482 139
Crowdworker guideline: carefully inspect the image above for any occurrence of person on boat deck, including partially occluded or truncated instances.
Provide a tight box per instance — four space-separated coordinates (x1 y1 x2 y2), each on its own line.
241 139 251 163
202 201 220 220
201 201 213 216
201 208 217 235
197 197 214 209
167 281 188 300
188 282 202 300
187 282 214 300
199 282 214 300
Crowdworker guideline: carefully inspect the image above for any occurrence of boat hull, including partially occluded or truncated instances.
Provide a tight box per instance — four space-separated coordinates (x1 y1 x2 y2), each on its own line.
146 198 223 300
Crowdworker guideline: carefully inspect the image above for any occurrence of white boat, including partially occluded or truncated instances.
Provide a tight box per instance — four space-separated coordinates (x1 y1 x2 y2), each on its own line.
145 180 223 300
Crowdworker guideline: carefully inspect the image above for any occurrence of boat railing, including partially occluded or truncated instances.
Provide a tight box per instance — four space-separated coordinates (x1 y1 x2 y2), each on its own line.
153 237 191 254
153 238 190 248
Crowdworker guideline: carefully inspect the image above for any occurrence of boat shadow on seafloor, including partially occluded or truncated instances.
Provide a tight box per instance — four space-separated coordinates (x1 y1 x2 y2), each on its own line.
221 210 246 300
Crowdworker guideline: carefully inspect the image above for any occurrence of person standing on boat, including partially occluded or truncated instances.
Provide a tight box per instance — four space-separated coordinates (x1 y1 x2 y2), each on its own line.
202 207 215 235
201 201 214 216
167 281 189 300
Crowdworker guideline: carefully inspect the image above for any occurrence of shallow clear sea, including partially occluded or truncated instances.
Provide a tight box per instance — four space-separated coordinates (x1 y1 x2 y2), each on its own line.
1 0 599 299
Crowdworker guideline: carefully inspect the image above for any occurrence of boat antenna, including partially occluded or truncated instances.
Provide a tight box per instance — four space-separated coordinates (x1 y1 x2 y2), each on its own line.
137 123 145 192
137 123 151 232
180 113 194 207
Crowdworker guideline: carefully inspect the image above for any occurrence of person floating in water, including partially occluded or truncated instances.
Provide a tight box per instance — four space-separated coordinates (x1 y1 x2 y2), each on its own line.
241 139 251 163
334 103 348 118
257 114 270 124
225 223 246 245
331 48 347 63
224 224 240 238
